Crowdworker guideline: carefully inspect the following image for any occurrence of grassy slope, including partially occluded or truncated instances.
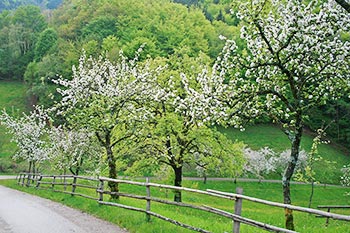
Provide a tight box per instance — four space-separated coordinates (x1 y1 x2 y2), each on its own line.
1 179 349 233
0 81 27 173
218 125 350 184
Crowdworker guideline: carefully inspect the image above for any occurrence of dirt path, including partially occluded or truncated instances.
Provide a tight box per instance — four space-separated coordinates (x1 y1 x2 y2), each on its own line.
0 185 128 233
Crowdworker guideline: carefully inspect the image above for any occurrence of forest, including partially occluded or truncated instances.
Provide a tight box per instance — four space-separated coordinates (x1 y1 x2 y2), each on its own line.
0 0 349 148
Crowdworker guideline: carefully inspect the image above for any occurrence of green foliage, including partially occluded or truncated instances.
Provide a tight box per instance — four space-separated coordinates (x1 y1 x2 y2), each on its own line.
0 81 27 173
34 28 58 61
0 5 48 80
81 16 117 42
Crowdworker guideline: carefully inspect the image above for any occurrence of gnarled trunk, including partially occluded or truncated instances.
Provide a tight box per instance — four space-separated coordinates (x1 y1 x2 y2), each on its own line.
106 141 119 199
172 165 183 202
282 114 303 231
97 131 119 199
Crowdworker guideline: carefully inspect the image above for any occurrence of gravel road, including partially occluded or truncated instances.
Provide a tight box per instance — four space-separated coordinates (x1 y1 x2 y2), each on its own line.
0 185 128 233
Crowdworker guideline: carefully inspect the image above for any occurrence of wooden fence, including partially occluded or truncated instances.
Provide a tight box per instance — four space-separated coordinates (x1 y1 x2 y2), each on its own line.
17 173 350 233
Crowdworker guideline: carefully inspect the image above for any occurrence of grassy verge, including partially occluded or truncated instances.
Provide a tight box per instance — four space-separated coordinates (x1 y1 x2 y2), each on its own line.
1 178 349 233
0 81 28 173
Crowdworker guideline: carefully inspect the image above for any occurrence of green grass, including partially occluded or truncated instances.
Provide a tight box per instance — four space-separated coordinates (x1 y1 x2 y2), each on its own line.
218 125 350 184
1 178 349 233
0 81 28 173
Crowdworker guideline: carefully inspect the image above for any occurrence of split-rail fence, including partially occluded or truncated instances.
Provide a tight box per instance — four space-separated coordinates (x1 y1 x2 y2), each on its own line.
16 173 350 233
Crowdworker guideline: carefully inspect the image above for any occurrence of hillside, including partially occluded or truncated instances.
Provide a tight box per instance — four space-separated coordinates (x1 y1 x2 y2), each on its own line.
0 81 27 173
219 125 350 184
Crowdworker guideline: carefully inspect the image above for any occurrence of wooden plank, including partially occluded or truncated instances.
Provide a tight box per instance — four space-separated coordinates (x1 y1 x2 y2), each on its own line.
99 177 236 200
72 183 97 189
318 205 350 209
202 205 297 233
207 189 350 222
98 201 211 233
75 176 99 182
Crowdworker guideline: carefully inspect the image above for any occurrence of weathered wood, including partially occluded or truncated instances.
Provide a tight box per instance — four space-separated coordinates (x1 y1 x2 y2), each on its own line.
317 205 350 209
36 175 42 188
99 201 211 233
75 175 99 182
39 181 73 186
26 173 31 187
233 187 243 233
17 173 22 185
202 205 297 233
71 176 77 196
98 179 104 202
99 177 236 200
40 175 74 178
207 189 350 222
146 177 151 222
21 173 26 186
52 176 56 189
72 183 97 189
317 205 350 226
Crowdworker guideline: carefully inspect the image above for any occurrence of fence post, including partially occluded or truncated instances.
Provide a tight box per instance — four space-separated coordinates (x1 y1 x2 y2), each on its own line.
52 175 56 189
146 177 151 222
233 187 243 233
21 173 26 186
17 173 22 185
26 173 31 187
63 175 67 191
36 175 42 189
98 179 104 202
72 176 77 196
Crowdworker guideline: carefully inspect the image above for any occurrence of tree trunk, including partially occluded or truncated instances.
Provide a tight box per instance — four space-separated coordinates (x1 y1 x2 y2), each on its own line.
335 0 350 13
97 131 119 199
308 181 315 208
28 160 32 173
106 141 119 199
172 165 183 202
282 114 303 231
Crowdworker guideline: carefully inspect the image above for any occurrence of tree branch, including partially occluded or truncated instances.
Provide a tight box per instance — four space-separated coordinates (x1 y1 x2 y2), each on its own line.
335 0 350 13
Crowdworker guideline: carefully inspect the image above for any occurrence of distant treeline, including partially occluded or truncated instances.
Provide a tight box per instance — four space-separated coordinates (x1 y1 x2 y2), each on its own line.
0 0 62 11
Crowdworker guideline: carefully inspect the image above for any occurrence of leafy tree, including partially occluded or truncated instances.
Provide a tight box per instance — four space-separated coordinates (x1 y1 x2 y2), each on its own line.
81 16 117 42
132 56 244 202
48 126 103 176
216 0 350 229
52 50 163 199
0 106 50 174
0 5 47 79
34 27 58 61
243 147 275 182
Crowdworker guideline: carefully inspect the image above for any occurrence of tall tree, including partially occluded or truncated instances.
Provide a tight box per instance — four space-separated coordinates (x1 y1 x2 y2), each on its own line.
217 0 350 230
133 55 244 202
52 50 163 199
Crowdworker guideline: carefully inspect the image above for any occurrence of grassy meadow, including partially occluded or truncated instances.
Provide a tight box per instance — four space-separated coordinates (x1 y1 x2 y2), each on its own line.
0 81 28 173
218 125 350 184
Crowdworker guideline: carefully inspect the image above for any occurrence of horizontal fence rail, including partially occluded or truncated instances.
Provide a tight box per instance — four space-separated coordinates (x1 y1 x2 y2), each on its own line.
17 173 350 233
